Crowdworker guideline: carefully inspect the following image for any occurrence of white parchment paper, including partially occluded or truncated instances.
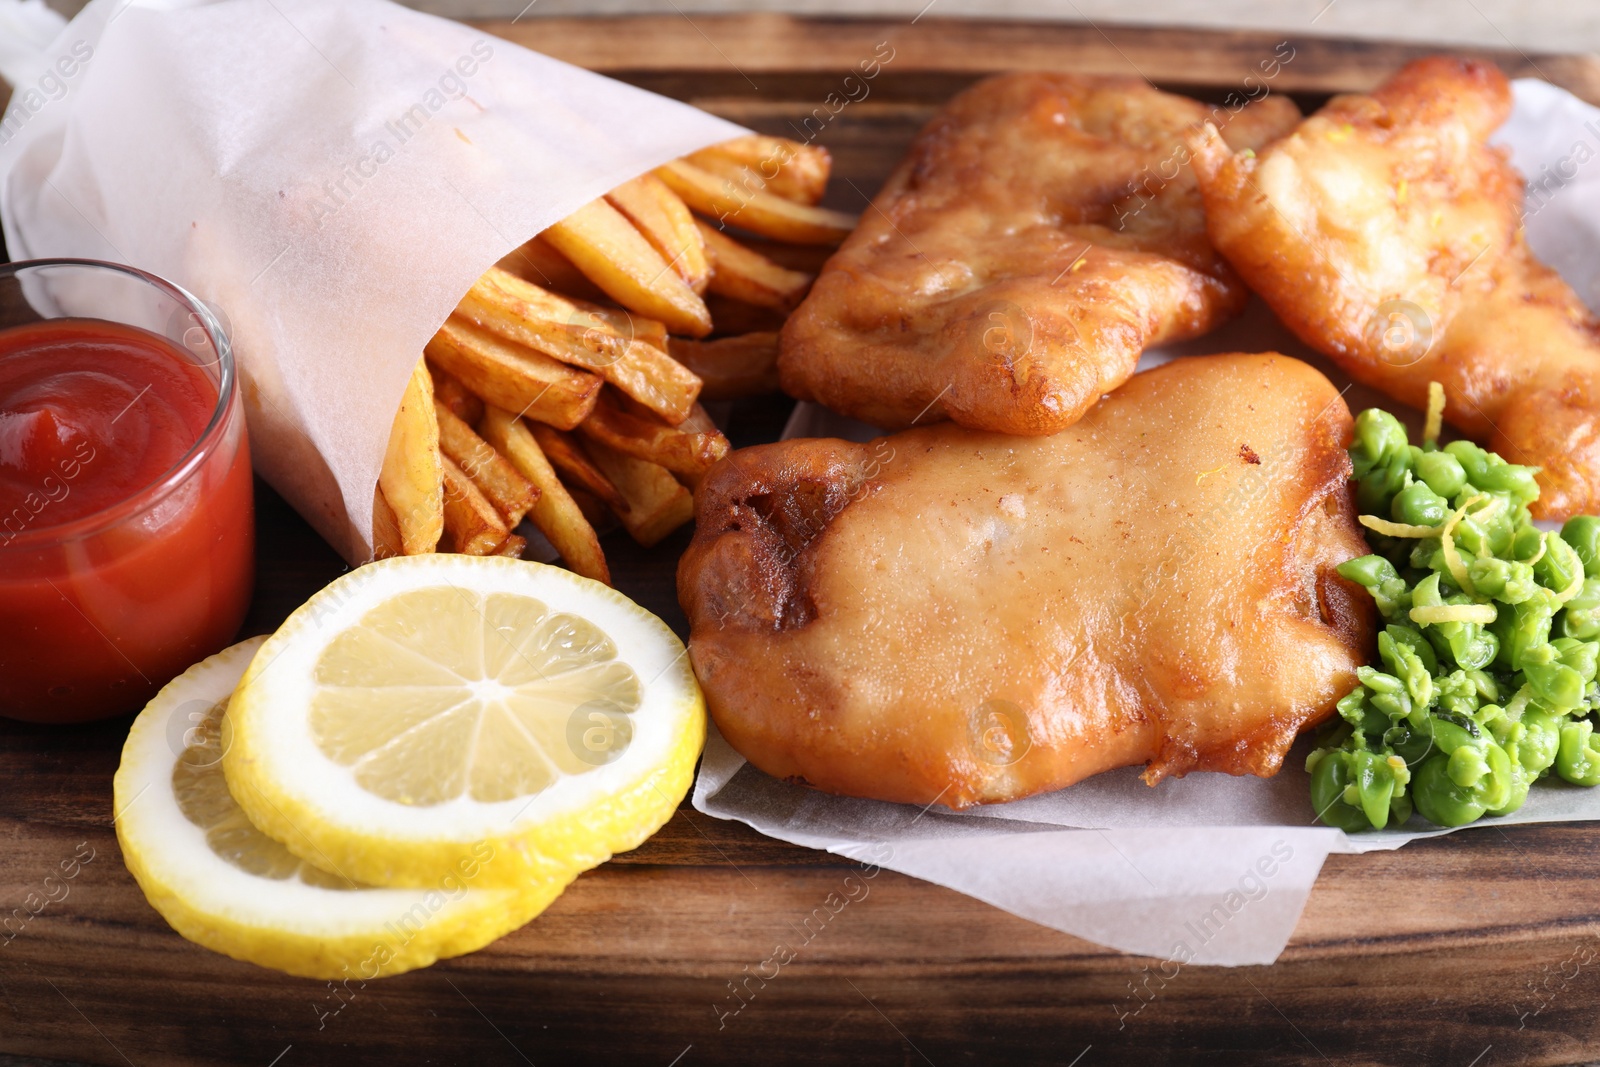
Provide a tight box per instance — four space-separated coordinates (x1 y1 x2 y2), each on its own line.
0 0 745 561
694 78 1600 965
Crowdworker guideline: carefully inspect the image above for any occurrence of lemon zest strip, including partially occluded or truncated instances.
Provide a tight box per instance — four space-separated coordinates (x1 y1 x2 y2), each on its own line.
1360 514 1442 538
1411 604 1497 625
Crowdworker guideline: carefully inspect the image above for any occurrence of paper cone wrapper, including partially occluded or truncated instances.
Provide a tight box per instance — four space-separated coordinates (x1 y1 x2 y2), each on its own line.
0 0 744 561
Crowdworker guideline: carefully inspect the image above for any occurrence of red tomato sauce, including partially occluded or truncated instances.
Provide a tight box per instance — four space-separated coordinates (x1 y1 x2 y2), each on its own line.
0 319 254 722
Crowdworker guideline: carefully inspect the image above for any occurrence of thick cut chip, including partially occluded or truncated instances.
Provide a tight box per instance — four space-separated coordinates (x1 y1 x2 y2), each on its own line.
378 360 443 555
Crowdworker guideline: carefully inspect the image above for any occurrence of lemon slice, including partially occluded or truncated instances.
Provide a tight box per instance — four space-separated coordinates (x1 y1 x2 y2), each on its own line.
223 556 704 889
114 638 571 979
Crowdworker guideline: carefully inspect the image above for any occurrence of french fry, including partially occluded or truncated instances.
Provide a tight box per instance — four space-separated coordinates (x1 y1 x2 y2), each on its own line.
734 236 834 274
480 405 611 585
656 158 856 245
666 402 726 491
678 402 719 436
409 139 836 572
577 389 729 478
497 236 607 302
565 485 615 532
526 421 630 516
456 268 700 424
372 485 404 560
541 198 713 337
687 135 831 205
704 294 788 335
429 362 485 426
425 317 601 431
667 332 781 401
378 359 444 556
696 221 814 313
605 173 710 295
435 401 538 528
568 298 670 352
584 438 696 548
440 455 509 556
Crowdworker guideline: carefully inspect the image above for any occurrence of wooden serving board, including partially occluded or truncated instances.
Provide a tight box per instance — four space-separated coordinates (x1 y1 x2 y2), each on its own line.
6 16 1600 1067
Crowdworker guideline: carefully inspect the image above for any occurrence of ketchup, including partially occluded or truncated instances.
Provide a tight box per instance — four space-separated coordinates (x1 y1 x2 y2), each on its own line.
0 319 254 722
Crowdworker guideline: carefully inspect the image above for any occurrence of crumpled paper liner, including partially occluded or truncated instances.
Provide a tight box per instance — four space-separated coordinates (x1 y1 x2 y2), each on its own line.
0 0 744 561
695 78 1600 965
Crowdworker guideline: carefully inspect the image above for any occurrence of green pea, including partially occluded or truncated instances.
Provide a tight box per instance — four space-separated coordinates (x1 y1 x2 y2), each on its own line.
1475 460 1541 507
1486 759 1533 816
1493 595 1555 672
1432 616 1498 673
1478 501 1518 558
1336 687 1368 728
1556 720 1600 787
1413 753 1490 826
1356 665 1413 720
1385 624 1438 674
1381 627 1438 698
1559 578 1600 640
1553 637 1600 683
1522 643 1586 712
1415 450 1467 498
1421 714 1480 755
1435 670 1483 715
1453 738 1511 812
1339 554 1397 590
1335 686 1388 734
1451 511 1495 557
1311 749 1385 831
1411 541 1445 575
1470 557 1512 599
1344 556 1420 620
1517 706 1564 775
1358 462 1411 516
1562 516 1600 579
1393 480 1449 526
1447 744 1490 788
1413 571 1445 611
1349 749 1400 829
1390 725 1435 769
1351 409 1410 479
1445 439 1493 483
1497 561 1539 605
1538 533 1584 597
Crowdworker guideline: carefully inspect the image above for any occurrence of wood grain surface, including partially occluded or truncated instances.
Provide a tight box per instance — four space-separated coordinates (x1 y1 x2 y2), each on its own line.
5 16 1600 1067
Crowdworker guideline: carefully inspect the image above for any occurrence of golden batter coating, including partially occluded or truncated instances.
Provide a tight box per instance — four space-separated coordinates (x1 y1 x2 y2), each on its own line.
1192 55 1600 520
678 355 1373 808
778 72 1301 435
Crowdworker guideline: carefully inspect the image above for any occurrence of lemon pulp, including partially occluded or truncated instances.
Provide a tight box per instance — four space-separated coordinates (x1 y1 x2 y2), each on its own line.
309 588 643 806
173 699 357 890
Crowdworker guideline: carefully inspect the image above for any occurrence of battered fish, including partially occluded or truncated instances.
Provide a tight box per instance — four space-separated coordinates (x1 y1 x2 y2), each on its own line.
678 355 1373 808
778 72 1301 435
1192 55 1600 519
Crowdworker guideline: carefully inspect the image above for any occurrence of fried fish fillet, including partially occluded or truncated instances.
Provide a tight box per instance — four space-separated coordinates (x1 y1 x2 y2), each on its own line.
777 73 1301 435
1192 55 1600 519
678 355 1373 808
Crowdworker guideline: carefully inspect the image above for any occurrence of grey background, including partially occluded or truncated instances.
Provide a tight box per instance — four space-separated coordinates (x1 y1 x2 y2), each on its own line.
35 0 1600 54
